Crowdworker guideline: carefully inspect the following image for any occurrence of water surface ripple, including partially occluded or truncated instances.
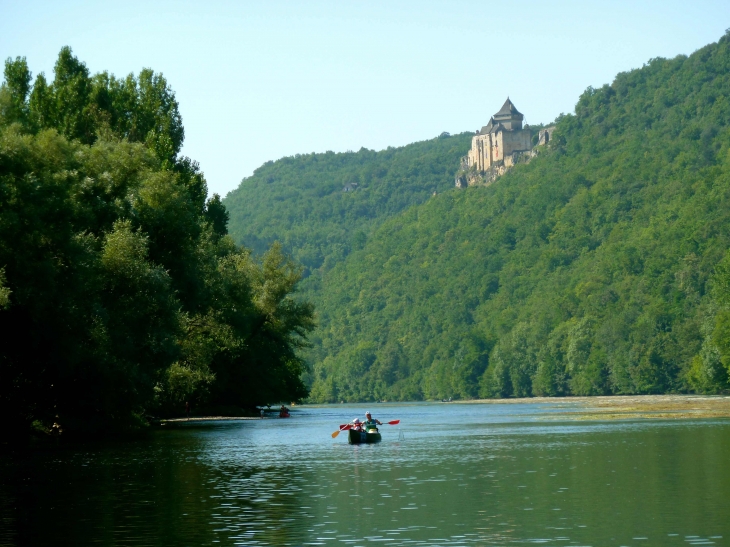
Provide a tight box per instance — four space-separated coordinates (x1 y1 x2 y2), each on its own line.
1 402 728 546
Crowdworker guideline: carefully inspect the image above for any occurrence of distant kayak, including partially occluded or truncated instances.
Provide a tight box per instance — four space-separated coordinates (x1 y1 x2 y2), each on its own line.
348 429 381 444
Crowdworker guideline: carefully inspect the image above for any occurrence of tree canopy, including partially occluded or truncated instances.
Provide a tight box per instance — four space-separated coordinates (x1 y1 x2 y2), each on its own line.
225 132 472 276
0 48 314 436
226 32 730 402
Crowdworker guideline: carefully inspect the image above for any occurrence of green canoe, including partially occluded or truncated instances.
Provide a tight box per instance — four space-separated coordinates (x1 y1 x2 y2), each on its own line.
348 428 382 444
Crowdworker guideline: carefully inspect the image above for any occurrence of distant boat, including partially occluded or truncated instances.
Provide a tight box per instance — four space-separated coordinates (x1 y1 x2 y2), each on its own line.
348 429 381 444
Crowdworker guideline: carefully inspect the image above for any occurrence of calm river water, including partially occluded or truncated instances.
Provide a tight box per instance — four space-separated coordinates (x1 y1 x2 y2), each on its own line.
1 402 729 547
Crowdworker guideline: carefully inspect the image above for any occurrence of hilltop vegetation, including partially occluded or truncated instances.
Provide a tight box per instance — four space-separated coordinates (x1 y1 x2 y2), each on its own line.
6 30 730 428
0 48 313 436
305 32 730 401
225 133 472 276
227 33 730 402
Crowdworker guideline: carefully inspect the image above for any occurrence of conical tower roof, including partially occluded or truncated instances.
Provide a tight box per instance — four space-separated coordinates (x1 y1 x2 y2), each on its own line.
494 97 522 117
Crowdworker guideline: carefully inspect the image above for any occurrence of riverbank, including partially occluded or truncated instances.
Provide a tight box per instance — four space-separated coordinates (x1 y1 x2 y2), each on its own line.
161 395 730 423
160 416 261 423
159 415 293 423
460 394 730 420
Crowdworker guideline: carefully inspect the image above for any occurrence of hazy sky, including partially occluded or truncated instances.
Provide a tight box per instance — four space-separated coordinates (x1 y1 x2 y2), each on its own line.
2 1 729 197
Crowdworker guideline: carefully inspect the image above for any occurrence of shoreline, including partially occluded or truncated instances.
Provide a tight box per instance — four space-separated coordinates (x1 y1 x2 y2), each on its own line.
160 395 730 423
160 416 273 423
458 393 730 420
458 393 730 404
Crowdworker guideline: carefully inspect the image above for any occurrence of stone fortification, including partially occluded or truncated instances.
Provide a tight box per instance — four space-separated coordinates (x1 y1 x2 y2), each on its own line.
538 126 556 146
455 99 552 188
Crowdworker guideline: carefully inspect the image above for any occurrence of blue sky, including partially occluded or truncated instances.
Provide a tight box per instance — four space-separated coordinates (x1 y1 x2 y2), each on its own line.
1 1 729 197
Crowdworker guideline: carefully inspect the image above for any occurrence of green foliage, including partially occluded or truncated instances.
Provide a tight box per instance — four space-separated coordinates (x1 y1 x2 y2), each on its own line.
230 33 730 402
0 50 314 436
205 193 230 238
0 267 10 309
5 46 183 165
225 134 473 276
0 57 31 126
223 128 474 403
697 250 730 389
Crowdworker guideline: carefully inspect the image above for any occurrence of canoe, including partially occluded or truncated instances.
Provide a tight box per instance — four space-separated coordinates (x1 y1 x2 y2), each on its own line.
348 428 381 444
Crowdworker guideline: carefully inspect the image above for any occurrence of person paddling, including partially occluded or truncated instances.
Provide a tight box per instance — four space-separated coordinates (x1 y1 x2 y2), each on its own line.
363 411 382 431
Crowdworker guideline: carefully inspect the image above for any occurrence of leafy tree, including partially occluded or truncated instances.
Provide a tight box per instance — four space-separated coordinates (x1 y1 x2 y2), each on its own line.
685 250 730 392
0 49 314 436
205 193 230 238
0 56 31 126
51 46 93 142
223 31 730 402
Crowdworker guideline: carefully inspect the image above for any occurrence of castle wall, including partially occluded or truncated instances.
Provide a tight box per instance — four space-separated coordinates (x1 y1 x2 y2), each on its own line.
501 128 531 157
538 126 555 146
492 131 503 163
467 133 493 171
467 127 531 172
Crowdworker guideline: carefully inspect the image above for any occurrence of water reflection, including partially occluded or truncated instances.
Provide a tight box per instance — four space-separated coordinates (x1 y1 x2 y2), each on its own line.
0 403 728 546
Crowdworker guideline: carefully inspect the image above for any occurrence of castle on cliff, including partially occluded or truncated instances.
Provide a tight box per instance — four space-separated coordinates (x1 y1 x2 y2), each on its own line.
455 98 553 188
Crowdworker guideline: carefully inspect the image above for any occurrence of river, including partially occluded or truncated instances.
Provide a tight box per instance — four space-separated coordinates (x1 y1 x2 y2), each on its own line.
1 401 728 546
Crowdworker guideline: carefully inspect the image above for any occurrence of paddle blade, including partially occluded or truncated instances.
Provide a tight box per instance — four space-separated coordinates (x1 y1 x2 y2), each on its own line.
332 424 352 438
387 420 400 425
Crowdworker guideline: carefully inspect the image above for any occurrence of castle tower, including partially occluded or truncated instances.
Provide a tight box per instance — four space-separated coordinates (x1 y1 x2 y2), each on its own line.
492 98 523 131
460 98 532 185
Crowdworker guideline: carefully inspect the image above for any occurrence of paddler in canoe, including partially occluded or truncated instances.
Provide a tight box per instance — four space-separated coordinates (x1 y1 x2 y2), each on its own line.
363 411 382 429
331 415 400 441
348 411 382 444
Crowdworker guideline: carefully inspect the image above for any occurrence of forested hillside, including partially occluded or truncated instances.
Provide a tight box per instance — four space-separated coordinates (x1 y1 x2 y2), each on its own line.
0 49 313 436
225 133 472 276
296 33 730 401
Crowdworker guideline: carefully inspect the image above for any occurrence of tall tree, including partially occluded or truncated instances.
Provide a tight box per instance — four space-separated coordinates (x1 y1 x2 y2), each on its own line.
0 56 31 126
0 49 314 436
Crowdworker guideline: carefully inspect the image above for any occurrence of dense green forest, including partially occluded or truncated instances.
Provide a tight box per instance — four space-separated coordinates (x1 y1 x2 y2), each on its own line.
227 32 730 402
0 48 314 436
6 33 730 431
225 132 472 276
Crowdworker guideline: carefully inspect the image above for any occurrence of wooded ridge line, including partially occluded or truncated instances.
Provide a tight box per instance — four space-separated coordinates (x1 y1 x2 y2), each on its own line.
4 32 730 440
225 31 730 403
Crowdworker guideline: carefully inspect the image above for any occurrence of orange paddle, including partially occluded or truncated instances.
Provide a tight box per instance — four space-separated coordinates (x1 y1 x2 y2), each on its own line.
331 424 351 438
